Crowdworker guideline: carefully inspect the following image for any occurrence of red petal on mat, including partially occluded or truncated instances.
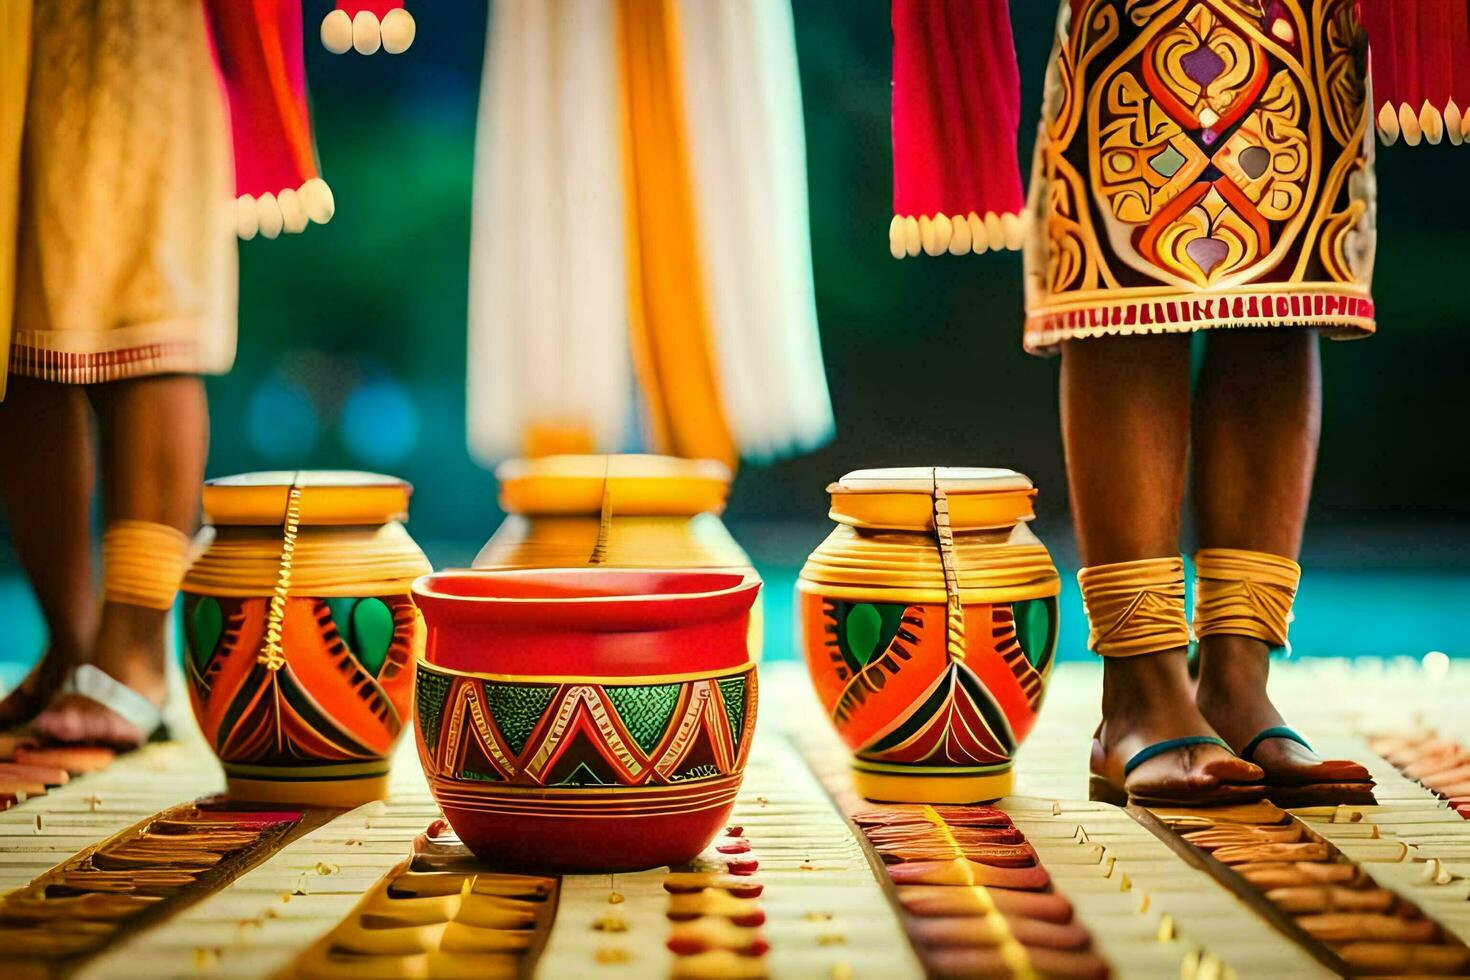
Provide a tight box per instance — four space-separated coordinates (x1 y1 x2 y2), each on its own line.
16 746 116 773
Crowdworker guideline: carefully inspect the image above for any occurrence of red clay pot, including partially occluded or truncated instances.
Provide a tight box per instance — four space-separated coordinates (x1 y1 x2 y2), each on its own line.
411 568 760 873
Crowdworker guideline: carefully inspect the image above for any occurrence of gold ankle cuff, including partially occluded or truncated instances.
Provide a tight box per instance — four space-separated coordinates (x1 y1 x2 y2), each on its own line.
102 520 192 610
1193 548 1301 648
1077 556 1189 657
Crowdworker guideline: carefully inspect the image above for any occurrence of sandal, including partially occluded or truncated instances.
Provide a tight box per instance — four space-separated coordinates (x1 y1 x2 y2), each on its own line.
1089 734 1267 808
35 664 169 749
1240 725 1375 808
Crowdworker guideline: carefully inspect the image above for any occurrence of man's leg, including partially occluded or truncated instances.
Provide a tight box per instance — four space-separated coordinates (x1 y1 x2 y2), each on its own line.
0 377 96 727
1062 334 1260 795
32 374 206 746
1191 328 1369 783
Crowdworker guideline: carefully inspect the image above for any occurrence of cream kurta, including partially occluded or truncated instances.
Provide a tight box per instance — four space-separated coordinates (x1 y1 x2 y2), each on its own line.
10 0 237 386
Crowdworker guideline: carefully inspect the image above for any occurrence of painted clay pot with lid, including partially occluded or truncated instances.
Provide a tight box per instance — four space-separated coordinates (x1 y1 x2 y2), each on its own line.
477 453 763 655
183 471 432 806
411 567 760 873
799 467 1060 804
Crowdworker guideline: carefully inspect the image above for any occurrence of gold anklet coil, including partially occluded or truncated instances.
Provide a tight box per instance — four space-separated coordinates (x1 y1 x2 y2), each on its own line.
1077 556 1189 658
102 520 191 610
1193 548 1301 648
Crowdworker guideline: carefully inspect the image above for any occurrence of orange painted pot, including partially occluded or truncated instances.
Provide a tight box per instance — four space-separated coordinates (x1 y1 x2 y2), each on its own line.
182 472 432 806
799 468 1060 804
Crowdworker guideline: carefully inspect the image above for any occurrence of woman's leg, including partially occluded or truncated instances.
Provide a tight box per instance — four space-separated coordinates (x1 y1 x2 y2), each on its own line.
32 374 206 745
0 377 97 727
1062 334 1260 793
1191 329 1368 781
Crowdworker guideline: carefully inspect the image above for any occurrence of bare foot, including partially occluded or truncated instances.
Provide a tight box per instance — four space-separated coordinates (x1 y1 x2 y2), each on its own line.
32 603 167 749
1093 649 1264 804
1195 634 1371 788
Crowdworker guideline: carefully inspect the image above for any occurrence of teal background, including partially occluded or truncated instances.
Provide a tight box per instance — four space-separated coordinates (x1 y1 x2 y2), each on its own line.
1 1 1466 673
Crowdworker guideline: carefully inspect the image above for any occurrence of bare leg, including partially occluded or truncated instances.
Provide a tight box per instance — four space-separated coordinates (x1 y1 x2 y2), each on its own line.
1191 329 1369 782
1062 335 1261 796
33 375 206 746
0 377 97 728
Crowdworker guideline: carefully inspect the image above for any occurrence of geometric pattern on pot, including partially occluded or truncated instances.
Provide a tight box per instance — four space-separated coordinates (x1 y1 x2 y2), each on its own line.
415 661 758 789
808 595 1056 768
183 593 419 767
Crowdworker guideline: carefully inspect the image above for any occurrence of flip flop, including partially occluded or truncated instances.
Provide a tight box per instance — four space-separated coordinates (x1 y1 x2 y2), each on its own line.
1089 735 1267 808
40 665 169 749
1240 726 1376 808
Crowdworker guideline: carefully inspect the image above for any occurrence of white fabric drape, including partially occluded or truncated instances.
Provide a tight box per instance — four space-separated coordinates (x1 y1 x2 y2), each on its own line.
468 0 630 464
467 0 833 466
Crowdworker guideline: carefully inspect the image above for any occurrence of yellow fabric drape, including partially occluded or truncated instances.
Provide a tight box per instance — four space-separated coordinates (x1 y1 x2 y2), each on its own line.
0 1 32 401
1077 556 1191 658
103 521 192 610
616 0 735 469
1193 548 1301 649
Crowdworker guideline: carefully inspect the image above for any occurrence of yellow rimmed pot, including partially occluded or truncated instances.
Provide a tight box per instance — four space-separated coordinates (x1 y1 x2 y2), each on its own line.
475 454 763 657
799 467 1060 804
182 471 432 806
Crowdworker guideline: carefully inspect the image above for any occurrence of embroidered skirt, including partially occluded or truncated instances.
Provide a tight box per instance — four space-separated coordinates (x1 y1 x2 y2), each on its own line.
10 0 237 384
1023 0 1377 353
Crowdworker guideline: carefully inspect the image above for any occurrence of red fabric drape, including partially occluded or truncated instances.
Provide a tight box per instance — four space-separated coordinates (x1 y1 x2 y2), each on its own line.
1361 0 1470 144
205 0 334 238
205 0 320 199
337 1 404 16
891 0 1024 256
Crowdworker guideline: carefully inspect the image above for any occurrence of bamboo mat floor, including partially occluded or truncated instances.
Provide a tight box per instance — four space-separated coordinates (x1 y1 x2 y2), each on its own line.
4 659 1470 978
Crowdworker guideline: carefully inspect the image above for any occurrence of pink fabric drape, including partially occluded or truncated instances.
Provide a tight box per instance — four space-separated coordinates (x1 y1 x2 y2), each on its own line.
1361 0 1470 145
890 0 1023 256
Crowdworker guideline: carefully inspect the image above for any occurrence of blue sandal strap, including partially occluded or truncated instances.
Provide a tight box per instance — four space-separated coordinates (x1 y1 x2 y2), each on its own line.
1123 736 1232 777
1241 725 1312 763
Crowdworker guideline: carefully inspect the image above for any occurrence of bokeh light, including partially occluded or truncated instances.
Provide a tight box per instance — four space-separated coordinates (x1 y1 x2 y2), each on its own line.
342 377 421 466
246 376 319 461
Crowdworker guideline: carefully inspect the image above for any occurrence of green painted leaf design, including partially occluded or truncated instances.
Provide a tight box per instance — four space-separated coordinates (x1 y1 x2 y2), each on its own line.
835 601 908 675
188 596 223 671
350 598 395 676
325 598 357 642
844 603 883 666
1013 597 1059 671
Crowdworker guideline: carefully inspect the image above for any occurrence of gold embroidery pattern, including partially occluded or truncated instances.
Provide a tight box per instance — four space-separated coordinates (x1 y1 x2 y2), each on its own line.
1025 0 1376 349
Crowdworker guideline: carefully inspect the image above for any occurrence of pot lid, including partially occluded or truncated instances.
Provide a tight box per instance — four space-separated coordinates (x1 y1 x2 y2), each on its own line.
202 471 412 526
496 454 731 516
827 466 1037 531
